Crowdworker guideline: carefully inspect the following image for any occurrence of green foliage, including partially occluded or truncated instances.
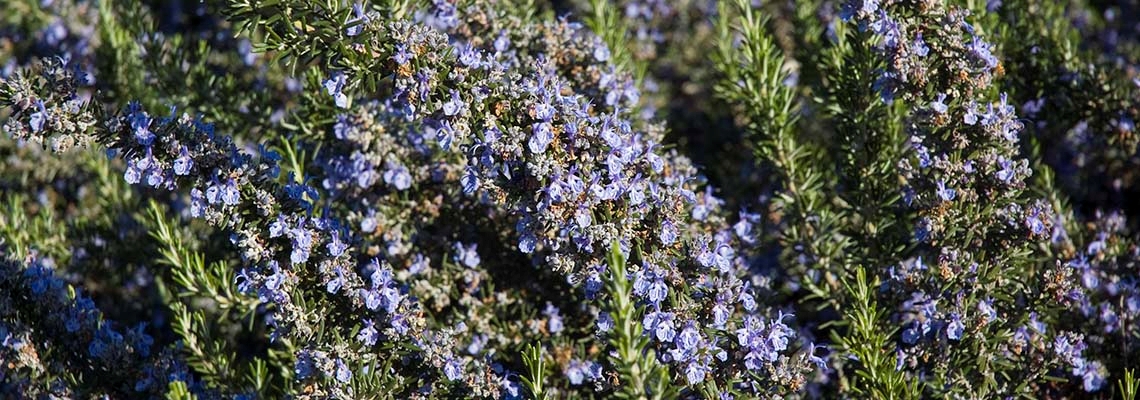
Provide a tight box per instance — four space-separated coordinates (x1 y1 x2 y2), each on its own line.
713 0 850 315
713 0 798 142
832 267 918 399
220 0 418 93
166 380 198 400
602 242 675 400
798 17 911 396
0 194 68 261
814 21 908 276
146 200 290 396
96 0 297 143
584 0 646 83
520 342 548 400
223 0 356 75
1120 368 1140 400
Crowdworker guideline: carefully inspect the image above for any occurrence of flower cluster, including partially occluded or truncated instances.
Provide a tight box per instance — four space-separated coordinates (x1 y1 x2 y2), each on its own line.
0 253 197 398
839 0 1123 396
3 0 1140 398
306 0 820 394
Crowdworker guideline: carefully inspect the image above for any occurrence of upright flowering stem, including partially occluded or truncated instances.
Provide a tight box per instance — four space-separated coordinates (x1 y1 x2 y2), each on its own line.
840 0 1095 396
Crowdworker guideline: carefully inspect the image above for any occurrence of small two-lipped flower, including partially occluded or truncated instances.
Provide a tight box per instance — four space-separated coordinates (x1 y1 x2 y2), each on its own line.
324 72 350 109
173 146 193 175
564 359 603 386
28 100 48 132
344 2 370 37
930 93 949 114
936 180 956 202
912 33 930 57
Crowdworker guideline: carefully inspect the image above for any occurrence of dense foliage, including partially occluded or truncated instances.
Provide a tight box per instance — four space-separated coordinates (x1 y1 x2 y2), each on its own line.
1 0 1138 399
